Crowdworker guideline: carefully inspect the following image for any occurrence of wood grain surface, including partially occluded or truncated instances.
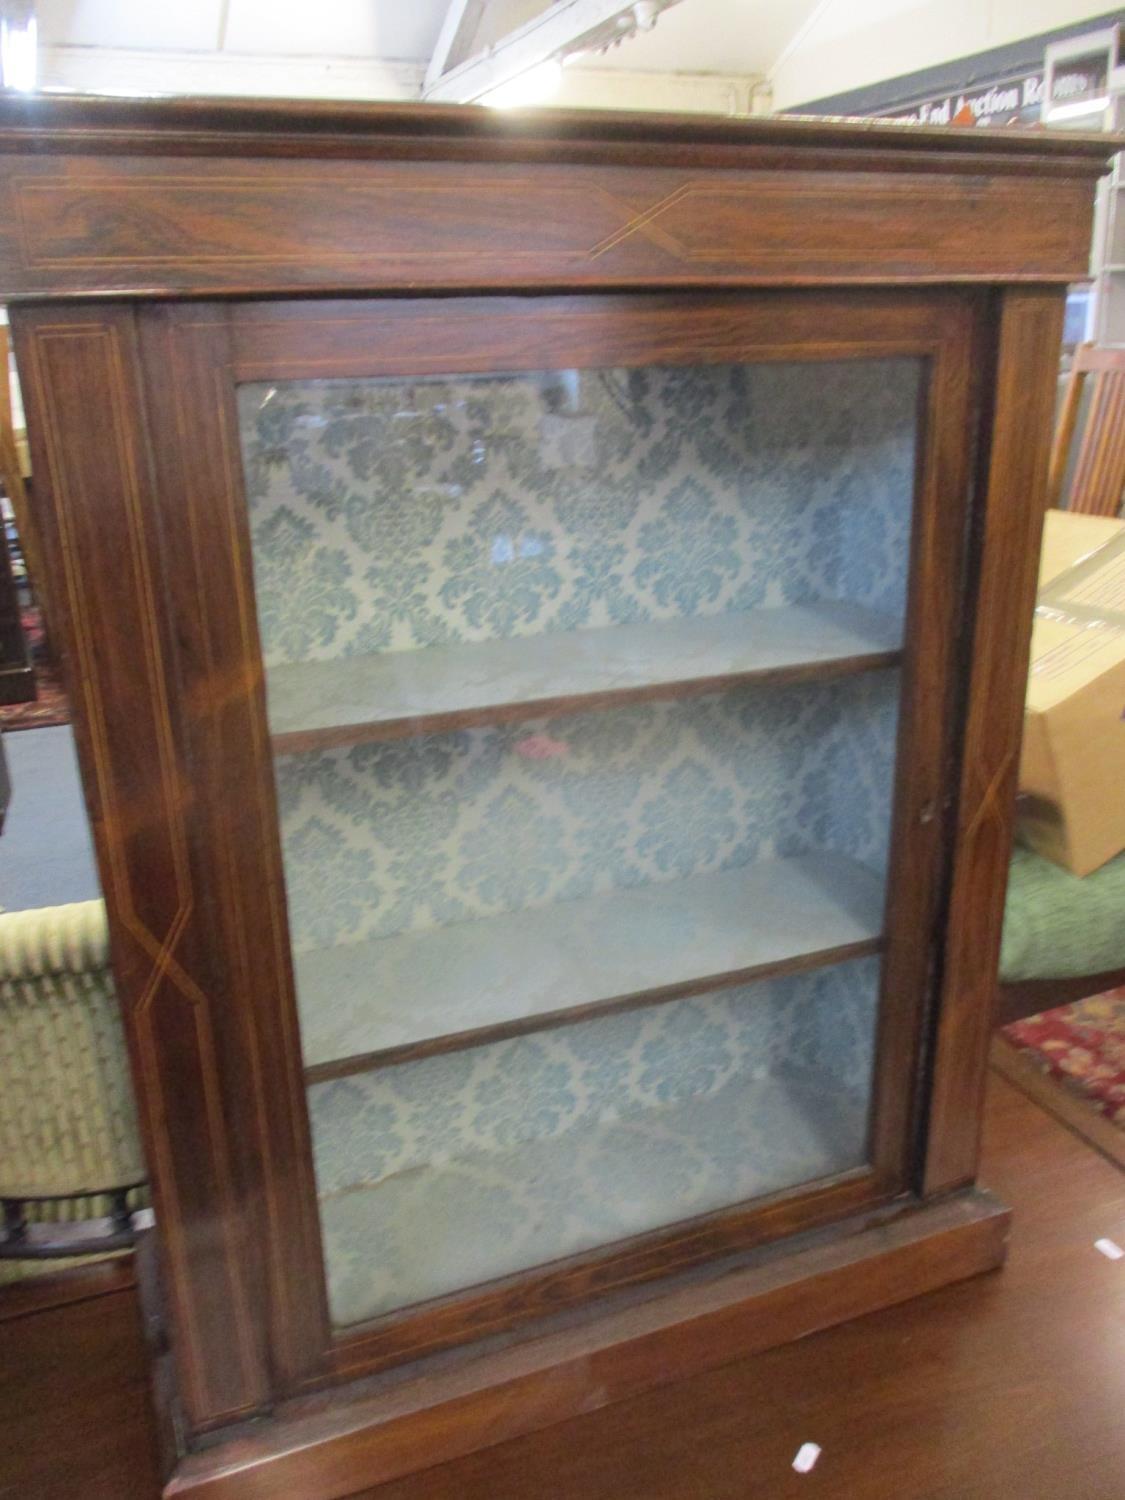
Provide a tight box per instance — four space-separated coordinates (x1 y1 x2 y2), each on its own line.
0 1260 163 1500
11 281 1027 1428
0 97 1110 300
924 288 1068 1196
0 92 1113 167
3 97 1105 1475
14 288 979 1416
10 305 277 1431
167 1188 1010 1499
352 1073 1125 1500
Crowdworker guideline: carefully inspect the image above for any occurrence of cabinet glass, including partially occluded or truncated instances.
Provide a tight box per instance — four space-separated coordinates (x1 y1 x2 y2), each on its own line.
237 357 920 1329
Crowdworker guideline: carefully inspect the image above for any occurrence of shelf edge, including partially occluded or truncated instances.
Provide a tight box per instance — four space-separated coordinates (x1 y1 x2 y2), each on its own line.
271 646 903 757
303 933 885 1084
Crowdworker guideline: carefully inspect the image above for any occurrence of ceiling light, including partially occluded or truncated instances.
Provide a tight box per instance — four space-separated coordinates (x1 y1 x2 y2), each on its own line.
1045 95 1109 123
480 58 563 109
0 13 36 92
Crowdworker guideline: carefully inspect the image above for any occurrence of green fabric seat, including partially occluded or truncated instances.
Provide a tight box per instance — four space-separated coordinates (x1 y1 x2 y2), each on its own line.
1000 844 1125 983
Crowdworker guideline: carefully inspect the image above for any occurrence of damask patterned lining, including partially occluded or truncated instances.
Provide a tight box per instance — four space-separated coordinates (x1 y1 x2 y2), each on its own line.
310 954 879 1327
237 359 916 1327
276 672 899 954
238 359 918 666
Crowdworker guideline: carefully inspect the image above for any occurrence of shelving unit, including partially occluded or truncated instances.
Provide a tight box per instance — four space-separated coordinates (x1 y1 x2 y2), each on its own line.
243 336 917 1343
235 323 924 1370
239 337 916 1345
11 94 1105 1486
298 850 885 1078
1043 25 1125 344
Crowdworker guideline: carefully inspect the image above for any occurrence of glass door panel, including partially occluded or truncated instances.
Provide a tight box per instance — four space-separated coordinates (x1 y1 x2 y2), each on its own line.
236 355 921 1330
310 956 882 1327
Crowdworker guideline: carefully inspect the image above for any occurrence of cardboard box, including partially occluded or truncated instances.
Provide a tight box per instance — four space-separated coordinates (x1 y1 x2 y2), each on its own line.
1018 509 1125 877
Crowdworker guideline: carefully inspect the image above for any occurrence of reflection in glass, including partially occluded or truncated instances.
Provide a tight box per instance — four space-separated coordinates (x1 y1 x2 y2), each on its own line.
309 956 881 1327
238 357 920 1327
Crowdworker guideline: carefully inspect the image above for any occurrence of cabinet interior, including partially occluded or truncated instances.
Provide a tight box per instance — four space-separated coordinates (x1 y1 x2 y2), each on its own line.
237 350 920 1328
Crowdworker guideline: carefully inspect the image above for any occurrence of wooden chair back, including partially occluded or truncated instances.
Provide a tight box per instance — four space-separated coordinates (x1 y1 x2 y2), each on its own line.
1047 342 1125 517
0 325 51 657
0 326 24 512
997 342 1125 1027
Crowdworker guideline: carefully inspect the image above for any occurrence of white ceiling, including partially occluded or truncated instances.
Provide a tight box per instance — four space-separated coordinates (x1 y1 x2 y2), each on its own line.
33 0 835 74
36 1 449 60
33 0 1117 111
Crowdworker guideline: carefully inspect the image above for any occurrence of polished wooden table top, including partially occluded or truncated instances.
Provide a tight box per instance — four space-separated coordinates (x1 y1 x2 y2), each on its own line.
4 1071 1124 1500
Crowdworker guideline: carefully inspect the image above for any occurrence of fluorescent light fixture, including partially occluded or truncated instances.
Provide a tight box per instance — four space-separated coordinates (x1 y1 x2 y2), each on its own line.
0 13 36 92
1045 95 1109 123
480 58 563 109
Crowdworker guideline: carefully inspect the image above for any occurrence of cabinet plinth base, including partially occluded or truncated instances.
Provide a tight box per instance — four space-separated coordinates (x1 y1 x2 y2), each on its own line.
164 1188 1010 1500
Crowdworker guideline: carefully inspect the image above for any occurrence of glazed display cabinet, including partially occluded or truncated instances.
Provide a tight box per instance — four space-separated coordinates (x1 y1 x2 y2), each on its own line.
0 97 1112 1499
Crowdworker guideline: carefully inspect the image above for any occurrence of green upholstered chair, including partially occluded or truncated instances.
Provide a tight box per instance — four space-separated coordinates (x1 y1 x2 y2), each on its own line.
997 845 1125 1026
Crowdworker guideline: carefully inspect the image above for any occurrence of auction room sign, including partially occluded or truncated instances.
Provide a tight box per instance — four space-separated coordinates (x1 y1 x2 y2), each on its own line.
885 72 1045 128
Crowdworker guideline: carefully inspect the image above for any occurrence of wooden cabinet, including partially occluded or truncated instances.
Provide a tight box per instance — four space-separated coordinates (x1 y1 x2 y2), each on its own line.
0 96 1112 1498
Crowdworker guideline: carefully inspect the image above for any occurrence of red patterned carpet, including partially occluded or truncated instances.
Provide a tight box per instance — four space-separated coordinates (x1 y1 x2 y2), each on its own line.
0 604 70 731
1002 988 1125 1130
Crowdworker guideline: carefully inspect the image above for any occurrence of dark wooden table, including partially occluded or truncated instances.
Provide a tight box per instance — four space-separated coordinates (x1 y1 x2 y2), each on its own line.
4 1072 1124 1500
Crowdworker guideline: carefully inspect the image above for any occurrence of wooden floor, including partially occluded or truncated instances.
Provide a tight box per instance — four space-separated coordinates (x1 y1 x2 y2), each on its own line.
0 1260 162 1500
5 1070 1125 1500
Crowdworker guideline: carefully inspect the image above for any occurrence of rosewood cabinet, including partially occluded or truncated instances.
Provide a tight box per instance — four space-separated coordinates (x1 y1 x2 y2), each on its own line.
0 97 1112 1498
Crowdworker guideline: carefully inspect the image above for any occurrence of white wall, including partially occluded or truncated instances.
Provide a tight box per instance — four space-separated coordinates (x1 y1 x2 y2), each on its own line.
770 0 1118 112
37 0 222 53
555 66 762 113
39 45 424 100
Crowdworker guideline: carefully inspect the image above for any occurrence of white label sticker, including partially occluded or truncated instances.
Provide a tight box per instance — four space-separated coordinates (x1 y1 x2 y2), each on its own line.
1095 1238 1124 1260
792 1442 822 1474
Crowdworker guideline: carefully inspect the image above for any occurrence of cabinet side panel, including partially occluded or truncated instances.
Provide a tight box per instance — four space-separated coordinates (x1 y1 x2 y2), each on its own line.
923 287 1066 1194
10 305 272 1429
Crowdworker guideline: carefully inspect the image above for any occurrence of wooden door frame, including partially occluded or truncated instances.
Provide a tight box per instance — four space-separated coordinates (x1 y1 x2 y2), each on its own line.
11 283 1038 1438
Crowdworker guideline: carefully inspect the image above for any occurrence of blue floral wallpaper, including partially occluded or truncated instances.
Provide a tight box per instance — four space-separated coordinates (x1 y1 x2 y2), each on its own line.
275 673 899 953
309 954 880 1327
238 359 919 667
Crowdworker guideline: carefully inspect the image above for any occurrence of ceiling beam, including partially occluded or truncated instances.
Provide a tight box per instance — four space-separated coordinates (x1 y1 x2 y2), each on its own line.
424 0 486 95
423 0 683 104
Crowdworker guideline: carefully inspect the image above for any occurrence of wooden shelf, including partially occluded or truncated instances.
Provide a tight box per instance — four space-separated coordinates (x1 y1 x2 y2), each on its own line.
268 602 902 753
317 1068 869 1326
299 851 885 1080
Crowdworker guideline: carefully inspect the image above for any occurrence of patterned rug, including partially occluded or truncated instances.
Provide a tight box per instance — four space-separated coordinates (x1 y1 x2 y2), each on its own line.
996 988 1125 1167
0 604 70 732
